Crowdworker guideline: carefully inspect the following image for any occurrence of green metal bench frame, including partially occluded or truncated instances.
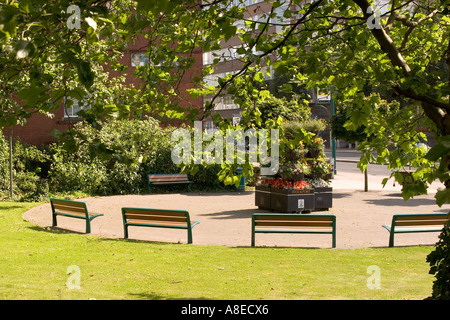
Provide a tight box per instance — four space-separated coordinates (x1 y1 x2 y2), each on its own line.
50 198 104 233
251 213 336 248
147 173 194 193
382 213 449 247
122 207 200 244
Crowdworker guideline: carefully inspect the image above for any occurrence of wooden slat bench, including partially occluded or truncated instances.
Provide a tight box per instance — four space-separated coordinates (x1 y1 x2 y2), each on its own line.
122 207 200 244
382 213 449 247
147 173 194 193
50 198 104 234
251 213 336 248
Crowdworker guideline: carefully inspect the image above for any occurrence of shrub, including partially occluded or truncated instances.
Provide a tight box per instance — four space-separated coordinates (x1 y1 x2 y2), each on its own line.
297 118 327 135
1 117 236 200
0 133 50 201
427 220 450 300
48 117 177 195
49 117 230 195
48 148 109 195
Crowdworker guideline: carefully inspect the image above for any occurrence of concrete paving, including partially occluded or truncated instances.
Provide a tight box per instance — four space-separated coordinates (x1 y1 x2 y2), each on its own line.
23 155 450 249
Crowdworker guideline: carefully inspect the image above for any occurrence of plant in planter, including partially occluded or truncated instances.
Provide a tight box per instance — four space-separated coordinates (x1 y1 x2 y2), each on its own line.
306 177 331 188
260 178 312 191
307 159 332 179
307 137 325 158
306 177 333 211
284 146 308 161
256 177 315 212
256 118 332 212
279 161 311 180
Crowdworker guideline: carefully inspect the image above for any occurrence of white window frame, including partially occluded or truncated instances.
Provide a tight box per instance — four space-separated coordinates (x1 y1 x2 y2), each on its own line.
63 97 90 119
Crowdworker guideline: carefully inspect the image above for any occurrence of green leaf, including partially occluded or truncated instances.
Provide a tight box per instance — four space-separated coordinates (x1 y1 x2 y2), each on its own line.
15 40 36 59
16 81 48 106
85 17 97 30
77 60 95 88
426 136 450 161
435 188 450 207
136 0 181 15
0 5 18 42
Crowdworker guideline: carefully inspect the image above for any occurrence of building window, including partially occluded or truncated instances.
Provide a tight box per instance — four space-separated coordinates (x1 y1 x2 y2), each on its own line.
212 95 240 110
64 97 90 119
219 0 264 8
131 53 149 67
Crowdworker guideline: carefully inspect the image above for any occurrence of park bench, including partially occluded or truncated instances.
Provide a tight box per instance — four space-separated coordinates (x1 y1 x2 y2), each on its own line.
147 173 194 193
382 212 449 247
251 213 336 248
50 198 104 234
121 207 200 244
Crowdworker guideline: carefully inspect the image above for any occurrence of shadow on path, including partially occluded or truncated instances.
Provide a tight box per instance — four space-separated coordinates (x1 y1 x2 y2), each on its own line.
363 197 438 207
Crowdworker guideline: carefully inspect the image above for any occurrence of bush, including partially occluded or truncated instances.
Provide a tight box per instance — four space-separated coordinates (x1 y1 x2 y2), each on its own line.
48 148 109 195
48 117 177 195
0 133 50 201
49 117 230 196
427 220 450 300
1 117 236 200
297 118 327 135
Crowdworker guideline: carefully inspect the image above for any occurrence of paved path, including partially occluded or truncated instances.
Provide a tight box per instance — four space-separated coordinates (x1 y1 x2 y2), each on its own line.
23 165 449 249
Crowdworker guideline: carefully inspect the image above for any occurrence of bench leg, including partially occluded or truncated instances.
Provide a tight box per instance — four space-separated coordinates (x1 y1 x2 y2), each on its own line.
124 224 129 239
187 227 193 244
86 220 91 234
52 213 57 227
389 231 395 247
332 230 336 248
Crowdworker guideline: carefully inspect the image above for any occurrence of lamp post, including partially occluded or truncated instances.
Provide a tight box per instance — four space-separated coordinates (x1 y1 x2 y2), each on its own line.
9 127 13 199
331 97 336 174
314 98 336 175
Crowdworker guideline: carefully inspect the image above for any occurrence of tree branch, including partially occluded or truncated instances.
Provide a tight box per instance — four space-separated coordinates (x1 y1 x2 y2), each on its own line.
202 0 326 117
352 0 411 76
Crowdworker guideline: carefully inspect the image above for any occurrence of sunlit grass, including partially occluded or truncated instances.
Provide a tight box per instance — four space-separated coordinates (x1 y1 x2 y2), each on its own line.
0 202 434 300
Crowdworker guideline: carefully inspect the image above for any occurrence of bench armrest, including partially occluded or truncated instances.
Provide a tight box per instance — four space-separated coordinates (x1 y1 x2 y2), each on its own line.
381 225 391 232
191 221 200 228
89 213 104 220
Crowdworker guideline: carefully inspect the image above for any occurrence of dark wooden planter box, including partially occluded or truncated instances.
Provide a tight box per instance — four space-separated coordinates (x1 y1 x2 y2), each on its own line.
255 186 271 210
313 187 333 211
255 186 332 213
255 186 315 213
271 191 315 212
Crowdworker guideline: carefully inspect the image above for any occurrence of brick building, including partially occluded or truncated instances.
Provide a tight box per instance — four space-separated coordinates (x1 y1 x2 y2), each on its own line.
3 32 203 146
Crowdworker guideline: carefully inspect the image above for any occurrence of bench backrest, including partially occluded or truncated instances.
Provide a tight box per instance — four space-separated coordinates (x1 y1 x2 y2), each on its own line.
148 174 189 183
392 213 449 228
122 207 192 227
252 214 336 230
50 198 88 218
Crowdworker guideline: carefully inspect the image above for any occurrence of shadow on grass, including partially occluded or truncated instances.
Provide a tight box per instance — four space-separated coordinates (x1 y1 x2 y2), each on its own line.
127 292 209 300
27 225 87 235
0 205 28 210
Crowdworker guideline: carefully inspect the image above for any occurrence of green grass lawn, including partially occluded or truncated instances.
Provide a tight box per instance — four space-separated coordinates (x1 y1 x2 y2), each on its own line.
0 201 435 300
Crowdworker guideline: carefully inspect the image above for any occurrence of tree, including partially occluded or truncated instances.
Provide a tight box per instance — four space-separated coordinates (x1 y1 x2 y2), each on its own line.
240 94 312 128
0 0 136 127
1 0 450 297
128 0 450 297
330 109 367 144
